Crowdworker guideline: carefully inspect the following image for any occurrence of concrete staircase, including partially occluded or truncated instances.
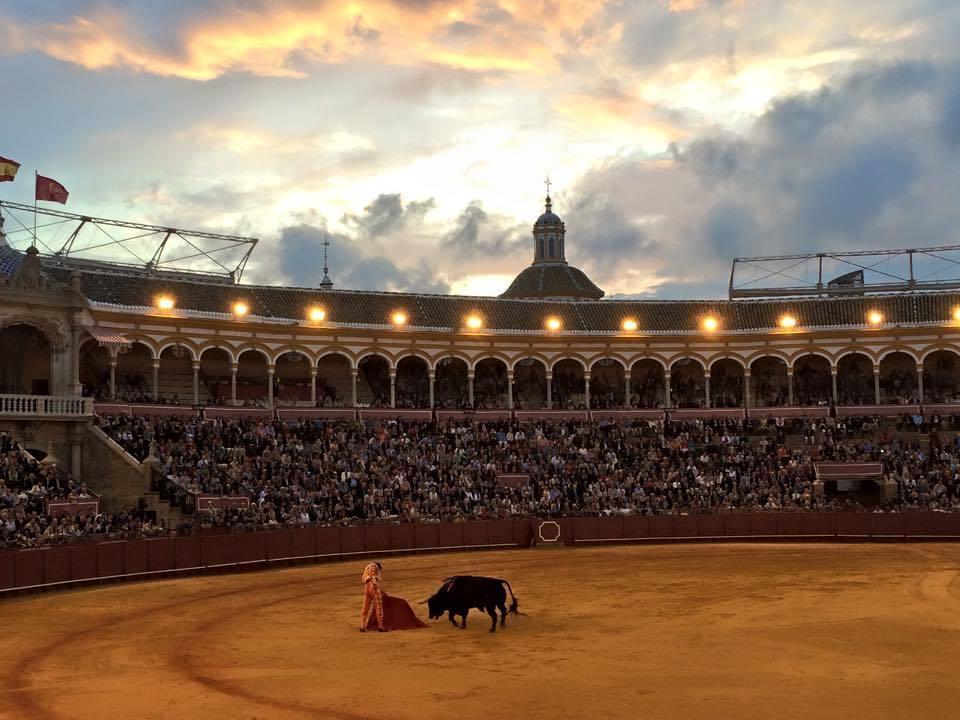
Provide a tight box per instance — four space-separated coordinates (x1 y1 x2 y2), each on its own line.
83 425 182 526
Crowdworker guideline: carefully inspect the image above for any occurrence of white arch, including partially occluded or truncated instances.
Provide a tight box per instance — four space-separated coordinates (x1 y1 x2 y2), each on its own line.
157 340 198 362
550 355 588 372
198 345 236 364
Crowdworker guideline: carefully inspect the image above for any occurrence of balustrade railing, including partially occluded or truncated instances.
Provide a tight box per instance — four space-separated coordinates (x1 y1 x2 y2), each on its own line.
0 394 93 417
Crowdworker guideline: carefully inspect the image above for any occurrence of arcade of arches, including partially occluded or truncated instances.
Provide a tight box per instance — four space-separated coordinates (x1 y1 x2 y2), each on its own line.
70 341 960 409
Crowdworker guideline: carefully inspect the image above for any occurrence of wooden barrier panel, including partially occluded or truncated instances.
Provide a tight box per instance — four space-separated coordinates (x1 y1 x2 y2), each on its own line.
463 521 490 546
935 513 960 536
573 517 599 541
96 542 125 577
596 516 625 540
70 545 98 581
236 533 267 564
148 538 176 572
340 526 366 554
15 550 44 588
674 515 699 538
622 516 649 539
489 519 516 545
389 524 416 551
0 552 14 589
438 523 464 548
868 513 905 537
836 513 870 537
175 536 202 569
315 526 341 555
201 534 238 567
697 514 723 537
290 527 316 557
750 515 779 537
413 523 439 549
802 513 835 536
513 520 534 548
648 515 675 538
724 515 751 536
364 525 391 553
124 539 149 574
266 530 293 561
44 547 70 584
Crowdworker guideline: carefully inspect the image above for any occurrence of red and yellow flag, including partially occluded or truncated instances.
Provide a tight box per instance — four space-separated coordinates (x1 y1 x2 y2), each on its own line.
0 156 19 182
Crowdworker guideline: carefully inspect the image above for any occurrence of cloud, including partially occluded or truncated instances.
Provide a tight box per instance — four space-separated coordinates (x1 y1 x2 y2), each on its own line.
440 201 526 257
341 194 435 239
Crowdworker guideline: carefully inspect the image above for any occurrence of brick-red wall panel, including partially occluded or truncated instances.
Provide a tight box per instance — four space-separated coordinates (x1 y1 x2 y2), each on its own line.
0 552 14 590
413 523 439 549
750 515 778 537
266 530 293 560
622 516 649 539
340 526 366 554
96 542 125 577
69 545 97 581
175 536 202 569
148 538 176 572
488 519 516 545
674 515 699 538
290 527 317 557
869 513 904 537
124 540 149 574
389 524 416 551
648 515 675 538
236 533 267 564
776 514 804 536
315 526 341 555
201 535 238 567
438 523 463 548
44 547 70 584
15 550 44 588
463 521 489 546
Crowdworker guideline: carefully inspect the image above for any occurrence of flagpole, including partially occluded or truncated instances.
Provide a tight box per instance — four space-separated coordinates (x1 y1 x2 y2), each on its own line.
33 170 37 248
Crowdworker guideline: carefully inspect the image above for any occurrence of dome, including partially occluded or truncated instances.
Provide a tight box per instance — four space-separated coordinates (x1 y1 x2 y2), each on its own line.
534 196 563 227
500 263 604 300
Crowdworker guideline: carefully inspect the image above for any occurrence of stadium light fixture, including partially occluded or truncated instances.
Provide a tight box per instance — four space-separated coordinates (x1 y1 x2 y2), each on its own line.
546 316 562 332
778 314 797 329
156 295 175 311
391 311 408 327
308 306 326 323
952 306 960 323
232 301 249 317
465 314 483 330
621 318 639 332
701 315 719 333
867 310 884 326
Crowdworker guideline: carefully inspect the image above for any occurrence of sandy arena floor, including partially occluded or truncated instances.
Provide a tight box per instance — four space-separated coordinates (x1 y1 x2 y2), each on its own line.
1 543 959 720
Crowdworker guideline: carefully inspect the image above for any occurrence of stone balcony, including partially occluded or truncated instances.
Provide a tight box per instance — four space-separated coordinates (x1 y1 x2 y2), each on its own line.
0 394 93 418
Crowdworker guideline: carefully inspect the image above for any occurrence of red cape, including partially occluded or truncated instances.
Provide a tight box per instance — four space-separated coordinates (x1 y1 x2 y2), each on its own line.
365 593 429 631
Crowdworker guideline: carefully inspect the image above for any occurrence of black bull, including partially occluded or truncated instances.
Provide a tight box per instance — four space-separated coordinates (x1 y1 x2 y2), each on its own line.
422 575 520 633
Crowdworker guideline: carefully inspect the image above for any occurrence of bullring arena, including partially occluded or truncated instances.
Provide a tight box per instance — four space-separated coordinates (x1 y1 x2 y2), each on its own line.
4 196 960 719
2 541 960 720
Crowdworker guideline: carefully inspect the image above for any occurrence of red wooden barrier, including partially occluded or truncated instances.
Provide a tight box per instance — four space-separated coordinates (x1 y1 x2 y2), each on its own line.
236 533 267 564
674 515 699 538
935 513 960 536
364 525 391 553
43 547 70 584
868 513 905 537
290 527 316 557
648 515 675 538
0 552 14 589
776 514 804 536
96 542 125 577
315 526 340 555
463 520 490 546
697 514 723 537
802 513 834 536
175 536 202 569
749 514 778 537
488 519 515 545
413 523 439 549
148 538 176 572
596 516 624 540
438 522 464 548
266 530 293 561
622 516 649 539
573 517 599 540
389 524 415 551
340 526 366 553
124 539 149 574
69 545 97 581
15 550 44 587
836 513 870 537
201 534 237 567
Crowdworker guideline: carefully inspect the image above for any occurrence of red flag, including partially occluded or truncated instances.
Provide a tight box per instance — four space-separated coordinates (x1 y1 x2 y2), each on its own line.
36 174 69 204
0 156 19 182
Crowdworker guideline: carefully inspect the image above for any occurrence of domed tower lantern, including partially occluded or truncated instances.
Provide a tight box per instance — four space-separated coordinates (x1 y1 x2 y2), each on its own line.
533 193 567 264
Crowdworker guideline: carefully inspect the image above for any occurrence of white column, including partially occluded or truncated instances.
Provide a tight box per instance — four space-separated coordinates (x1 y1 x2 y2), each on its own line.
624 372 631 409
787 368 795 405
109 356 117 400
152 359 159 401
873 365 881 404
545 371 553 410
310 367 317 406
389 368 396 408
917 363 925 404
428 370 435 409
351 368 358 407
584 371 591 409
267 364 275 407
192 360 200 405
507 371 514 410
704 372 711 409
743 369 751 409
468 372 475 407
230 362 238 405
70 323 82 395
831 367 838 404
664 372 672 409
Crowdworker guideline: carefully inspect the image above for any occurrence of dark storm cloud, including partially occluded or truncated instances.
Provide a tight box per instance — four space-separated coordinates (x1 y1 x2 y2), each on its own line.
440 201 526 257
341 194 435 239
278 223 449 294
564 193 656 277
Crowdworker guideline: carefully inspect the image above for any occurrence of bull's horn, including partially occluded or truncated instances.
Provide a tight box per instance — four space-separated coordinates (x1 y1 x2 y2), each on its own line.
418 599 430 605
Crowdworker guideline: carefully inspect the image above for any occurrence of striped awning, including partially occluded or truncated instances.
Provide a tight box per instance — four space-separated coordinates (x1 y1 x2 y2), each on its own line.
86 326 131 348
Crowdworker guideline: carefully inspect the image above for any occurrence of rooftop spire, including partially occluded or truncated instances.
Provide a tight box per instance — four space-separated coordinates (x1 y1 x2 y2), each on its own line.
544 174 552 211
319 232 333 289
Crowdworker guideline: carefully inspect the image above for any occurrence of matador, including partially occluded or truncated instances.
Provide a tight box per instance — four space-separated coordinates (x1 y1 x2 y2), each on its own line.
360 561 385 632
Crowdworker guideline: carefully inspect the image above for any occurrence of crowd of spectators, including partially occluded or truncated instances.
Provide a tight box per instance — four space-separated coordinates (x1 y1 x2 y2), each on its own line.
91 412 960 537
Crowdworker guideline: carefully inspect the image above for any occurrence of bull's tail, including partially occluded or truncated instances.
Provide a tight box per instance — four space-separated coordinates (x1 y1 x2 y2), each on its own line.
498 579 520 615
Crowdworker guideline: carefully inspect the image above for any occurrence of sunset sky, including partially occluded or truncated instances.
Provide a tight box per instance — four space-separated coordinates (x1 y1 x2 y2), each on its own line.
2 0 958 297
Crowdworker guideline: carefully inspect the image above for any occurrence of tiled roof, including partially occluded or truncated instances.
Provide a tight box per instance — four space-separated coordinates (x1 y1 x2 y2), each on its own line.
0 243 23 277
32 258 960 333
500 263 605 300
